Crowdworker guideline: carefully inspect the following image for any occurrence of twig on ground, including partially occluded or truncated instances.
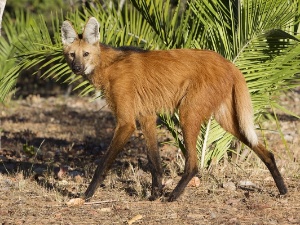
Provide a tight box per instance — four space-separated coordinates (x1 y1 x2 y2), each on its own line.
83 200 118 205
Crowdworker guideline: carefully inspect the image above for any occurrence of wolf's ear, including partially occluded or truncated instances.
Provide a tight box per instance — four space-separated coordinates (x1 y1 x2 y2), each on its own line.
61 21 78 46
82 17 100 45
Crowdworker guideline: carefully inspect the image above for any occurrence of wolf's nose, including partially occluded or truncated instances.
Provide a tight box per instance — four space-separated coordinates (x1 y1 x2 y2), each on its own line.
73 65 81 73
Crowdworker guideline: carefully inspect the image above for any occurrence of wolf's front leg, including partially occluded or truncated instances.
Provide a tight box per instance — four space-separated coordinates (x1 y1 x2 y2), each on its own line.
84 122 136 201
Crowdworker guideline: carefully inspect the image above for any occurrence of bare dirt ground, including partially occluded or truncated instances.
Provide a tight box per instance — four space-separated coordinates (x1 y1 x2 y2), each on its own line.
0 87 299 225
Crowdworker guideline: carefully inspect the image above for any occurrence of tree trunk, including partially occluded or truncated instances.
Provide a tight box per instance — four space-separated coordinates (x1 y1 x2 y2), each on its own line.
0 0 6 36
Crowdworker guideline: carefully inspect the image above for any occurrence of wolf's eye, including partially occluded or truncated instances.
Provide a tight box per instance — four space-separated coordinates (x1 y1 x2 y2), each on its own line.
83 52 89 57
70 53 75 58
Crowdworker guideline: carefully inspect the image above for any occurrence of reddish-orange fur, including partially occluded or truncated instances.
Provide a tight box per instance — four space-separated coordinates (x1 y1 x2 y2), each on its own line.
61 17 287 202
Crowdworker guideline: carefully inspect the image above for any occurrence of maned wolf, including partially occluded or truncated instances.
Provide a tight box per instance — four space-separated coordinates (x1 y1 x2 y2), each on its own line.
61 17 287 202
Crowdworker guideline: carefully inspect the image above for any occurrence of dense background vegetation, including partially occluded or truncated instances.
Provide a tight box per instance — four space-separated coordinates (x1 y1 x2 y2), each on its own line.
0 0 299 167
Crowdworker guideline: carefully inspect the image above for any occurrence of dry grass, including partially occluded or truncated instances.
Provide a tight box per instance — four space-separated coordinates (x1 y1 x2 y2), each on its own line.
0 89 299 224
1 161 300 224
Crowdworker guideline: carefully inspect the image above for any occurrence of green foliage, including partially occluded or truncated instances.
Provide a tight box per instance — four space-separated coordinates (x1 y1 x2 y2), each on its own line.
0 11 66 101
0 0 299 167
22 143 35 157
131 0 201 48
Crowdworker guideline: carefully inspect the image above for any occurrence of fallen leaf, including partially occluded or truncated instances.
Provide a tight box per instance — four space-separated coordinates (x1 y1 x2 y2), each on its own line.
168 213 177 219
238 180 261 191
57 165 69 180
66 198 85 206
239 180 256 187
127 214 143 225
73 174 83 183
100 207 111 212
188 177 200 187
223 182 236 191
163 178 174 187
58 180 68 186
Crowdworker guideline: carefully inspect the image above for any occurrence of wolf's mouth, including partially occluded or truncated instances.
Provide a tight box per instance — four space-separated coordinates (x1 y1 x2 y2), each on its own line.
72 70 83 75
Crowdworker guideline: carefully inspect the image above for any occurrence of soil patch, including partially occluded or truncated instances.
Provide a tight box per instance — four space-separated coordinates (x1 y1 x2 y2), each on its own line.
0 88 299 224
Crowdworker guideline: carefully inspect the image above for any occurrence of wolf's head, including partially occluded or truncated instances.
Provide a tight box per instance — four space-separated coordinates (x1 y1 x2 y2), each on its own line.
61 17 100 76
